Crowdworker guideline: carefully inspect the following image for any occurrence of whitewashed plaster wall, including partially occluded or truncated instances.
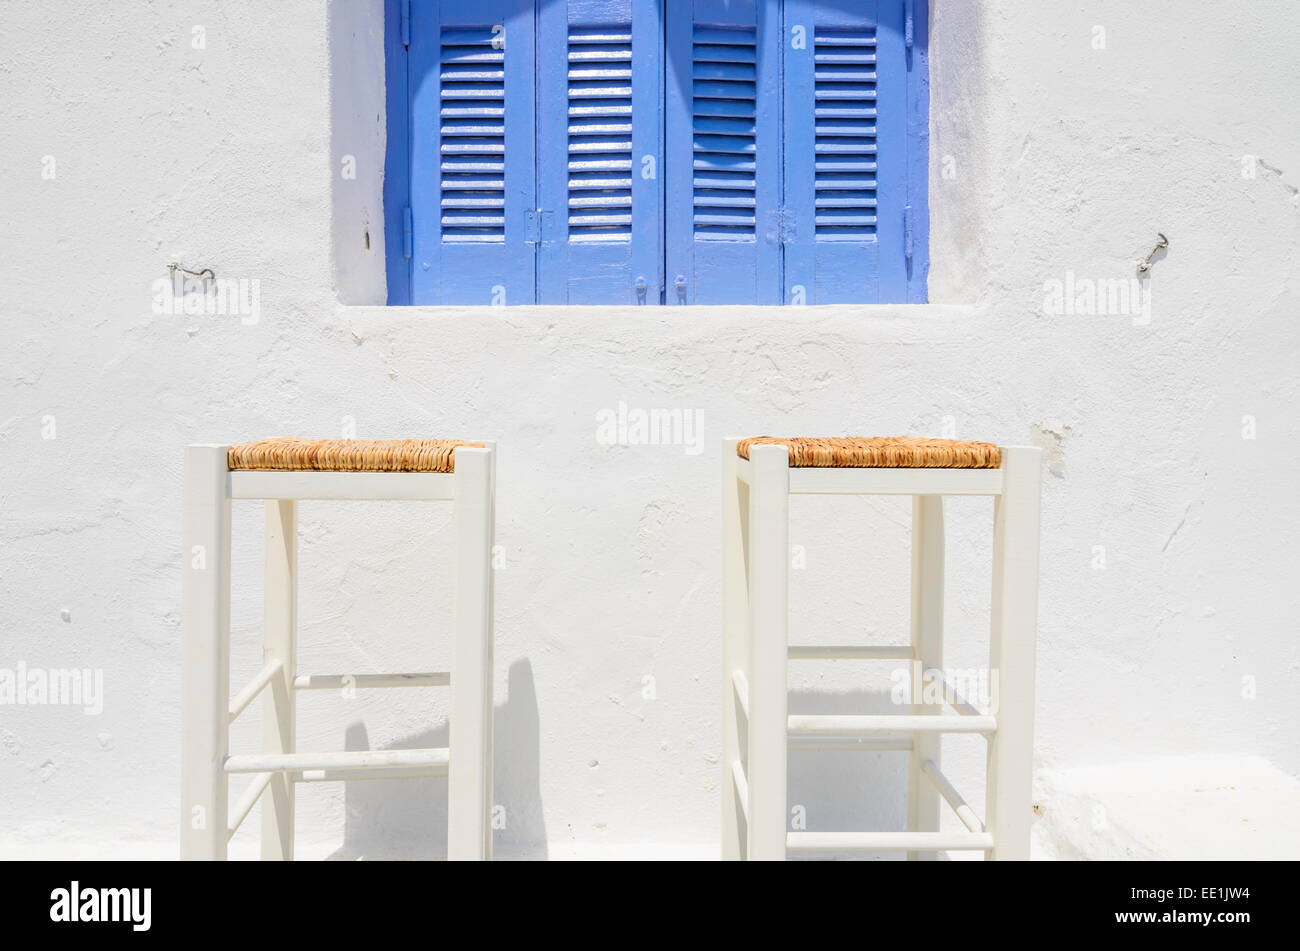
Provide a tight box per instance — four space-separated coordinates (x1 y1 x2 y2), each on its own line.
1 0 1297 857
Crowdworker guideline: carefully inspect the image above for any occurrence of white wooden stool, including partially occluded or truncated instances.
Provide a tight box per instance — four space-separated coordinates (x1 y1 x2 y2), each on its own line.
721 436 1042 860
181 437 495 861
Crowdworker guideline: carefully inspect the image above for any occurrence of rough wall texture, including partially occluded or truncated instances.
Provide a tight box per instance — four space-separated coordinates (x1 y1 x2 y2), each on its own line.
1 0 1297 856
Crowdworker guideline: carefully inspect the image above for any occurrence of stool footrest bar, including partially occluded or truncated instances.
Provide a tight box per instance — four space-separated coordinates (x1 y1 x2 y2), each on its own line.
228 659 283 723
787 714 996 735
223 748 450 774
786 831 995 852
731 761 749 821
788 734 913 752
731 669 750 720
226 772 273 839
295 764 448 783
788 645 913 660
293 672 450 690
921 759 984 833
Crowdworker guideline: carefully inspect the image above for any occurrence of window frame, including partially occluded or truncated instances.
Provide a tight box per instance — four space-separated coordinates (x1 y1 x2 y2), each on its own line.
383 0 928 306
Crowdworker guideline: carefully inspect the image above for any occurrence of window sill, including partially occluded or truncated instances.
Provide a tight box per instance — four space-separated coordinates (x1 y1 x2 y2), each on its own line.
338 302 989 344
339 302 983 320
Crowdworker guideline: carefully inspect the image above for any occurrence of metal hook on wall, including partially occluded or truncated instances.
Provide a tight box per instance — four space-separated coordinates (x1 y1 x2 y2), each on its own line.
1136 234 1168 274
168 263 215 283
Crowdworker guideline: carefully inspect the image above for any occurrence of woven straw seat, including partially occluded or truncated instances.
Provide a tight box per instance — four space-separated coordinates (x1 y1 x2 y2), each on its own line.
227 438 483 473
736 436 1001 469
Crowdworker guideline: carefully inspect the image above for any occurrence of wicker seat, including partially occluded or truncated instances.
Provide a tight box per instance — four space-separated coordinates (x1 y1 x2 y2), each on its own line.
227 438 483 473
736 436 1001 469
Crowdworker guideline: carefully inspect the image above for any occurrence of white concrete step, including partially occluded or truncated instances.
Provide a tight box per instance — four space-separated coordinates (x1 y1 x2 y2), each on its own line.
1033 756 1300 860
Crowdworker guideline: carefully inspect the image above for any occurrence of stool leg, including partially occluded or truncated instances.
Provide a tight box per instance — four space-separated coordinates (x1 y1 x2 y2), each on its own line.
906 494 944 859
181 445 232 860
449 445 495 860
745 445 789 860
721 438 751 859
261 500 297 860
985 447 1041 860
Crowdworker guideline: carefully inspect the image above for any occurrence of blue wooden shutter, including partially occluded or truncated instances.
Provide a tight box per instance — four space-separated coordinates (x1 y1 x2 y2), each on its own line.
781 0 923 303
665 0 782 304
537 0 662 304
408 0 537 304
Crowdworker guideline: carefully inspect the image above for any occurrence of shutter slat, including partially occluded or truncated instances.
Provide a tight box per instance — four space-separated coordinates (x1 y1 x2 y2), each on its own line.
440 104 506 117
815 195 877 208
569 49 634 62
691 190 756 207
816 118 877 134
440 179 506 191
569 103 635 116
567 84 634 98
568 158 634 171
693 135 757 154
567 31 632 44
693 62 756 81
693 156 757 172
441 159 507 171
814 83 878 99
813 52 878 64
568 175 634 189
568 193 633 208
441 195 506 207
692 99 756 119
568 120 635 134
692 43 754 63
692 26 754 46
693 79 756 100
692 172 756 189
569 67 634 80
569 138 635 153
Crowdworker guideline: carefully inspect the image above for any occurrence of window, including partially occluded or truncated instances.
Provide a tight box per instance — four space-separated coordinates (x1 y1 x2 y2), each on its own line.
384 0 927 305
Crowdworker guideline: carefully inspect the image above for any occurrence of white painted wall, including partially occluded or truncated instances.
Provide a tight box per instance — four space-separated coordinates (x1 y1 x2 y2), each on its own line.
1 0 1297 858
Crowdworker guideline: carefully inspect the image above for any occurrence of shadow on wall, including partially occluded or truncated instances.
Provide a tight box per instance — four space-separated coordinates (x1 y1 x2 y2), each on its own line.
786 687 945 861
326 659 545 860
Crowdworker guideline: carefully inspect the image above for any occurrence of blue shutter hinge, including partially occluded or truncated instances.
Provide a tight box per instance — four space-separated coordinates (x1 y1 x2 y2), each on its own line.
768 208 796 245
523 209 552 244
402 205 413 260
903 204 914 261
401 0 411 48
905 0 914 52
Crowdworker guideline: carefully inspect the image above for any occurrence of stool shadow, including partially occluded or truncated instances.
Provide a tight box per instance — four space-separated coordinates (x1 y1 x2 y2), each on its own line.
325 659 545 860
786 687 948 861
